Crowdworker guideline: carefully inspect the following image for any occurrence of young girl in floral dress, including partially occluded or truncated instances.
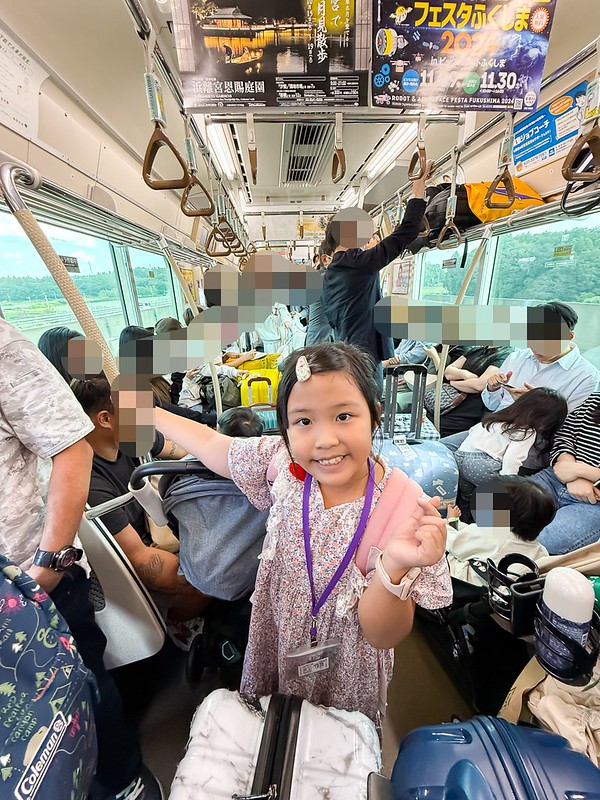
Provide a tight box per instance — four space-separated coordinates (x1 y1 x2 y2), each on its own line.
155 343 451 723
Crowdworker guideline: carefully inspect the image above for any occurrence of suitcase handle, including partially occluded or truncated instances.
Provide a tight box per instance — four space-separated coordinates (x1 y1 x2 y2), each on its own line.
247 375 273 405
383 364 428 440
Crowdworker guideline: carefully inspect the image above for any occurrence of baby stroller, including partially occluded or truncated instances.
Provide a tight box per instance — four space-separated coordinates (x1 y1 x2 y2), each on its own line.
130 460 269 687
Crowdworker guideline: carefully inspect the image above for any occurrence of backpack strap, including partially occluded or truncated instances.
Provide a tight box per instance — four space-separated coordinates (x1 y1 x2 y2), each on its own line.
355 468 425 576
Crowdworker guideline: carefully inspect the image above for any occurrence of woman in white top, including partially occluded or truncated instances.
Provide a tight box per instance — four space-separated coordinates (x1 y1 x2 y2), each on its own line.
455 388 568 520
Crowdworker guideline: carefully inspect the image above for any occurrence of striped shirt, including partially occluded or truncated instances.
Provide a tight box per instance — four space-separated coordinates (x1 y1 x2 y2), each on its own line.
551 392 600 468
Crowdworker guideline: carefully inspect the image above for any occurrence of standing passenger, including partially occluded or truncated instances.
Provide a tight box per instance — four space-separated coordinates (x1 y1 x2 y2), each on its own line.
0 319 163 800
154 343 452 724
322 163 432 390
306 240 334 346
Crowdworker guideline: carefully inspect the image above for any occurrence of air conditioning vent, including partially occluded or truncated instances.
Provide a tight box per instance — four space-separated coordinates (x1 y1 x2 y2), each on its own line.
281 122 334 186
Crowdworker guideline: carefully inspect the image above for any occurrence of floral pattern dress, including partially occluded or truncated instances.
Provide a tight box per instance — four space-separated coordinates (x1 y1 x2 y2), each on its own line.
229 436 452 723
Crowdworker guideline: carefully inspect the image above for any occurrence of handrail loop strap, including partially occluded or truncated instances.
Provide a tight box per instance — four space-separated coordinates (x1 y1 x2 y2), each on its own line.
143 123 190 190
438 146 464 249
261 211 267 241
180 173 216 217
246 113 258 185
408 113 427 180
562 36 600 183
332 113 346 184
299 210 304 239
485 112 516 209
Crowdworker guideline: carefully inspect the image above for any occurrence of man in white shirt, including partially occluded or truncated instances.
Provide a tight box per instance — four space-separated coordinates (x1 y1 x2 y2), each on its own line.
0 320 162 800
442 303 599 468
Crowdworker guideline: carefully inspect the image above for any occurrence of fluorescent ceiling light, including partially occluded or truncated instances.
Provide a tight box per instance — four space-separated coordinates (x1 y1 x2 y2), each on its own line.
207 125 237 181
366 124 418 180
338 186 359 208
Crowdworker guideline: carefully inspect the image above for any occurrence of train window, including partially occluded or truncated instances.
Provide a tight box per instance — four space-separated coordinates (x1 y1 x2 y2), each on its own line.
127 247 180 329
488 211 600 369
0 211 127 352
418 238 482 306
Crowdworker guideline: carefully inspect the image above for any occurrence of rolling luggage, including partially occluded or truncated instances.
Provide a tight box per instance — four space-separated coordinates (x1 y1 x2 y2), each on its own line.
240 368 281 405
245 375 279 434
169 689 382 799
376 365 459 504
391 715 600 799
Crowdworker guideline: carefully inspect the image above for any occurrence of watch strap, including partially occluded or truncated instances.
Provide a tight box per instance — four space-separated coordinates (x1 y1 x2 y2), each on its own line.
376 554 421 600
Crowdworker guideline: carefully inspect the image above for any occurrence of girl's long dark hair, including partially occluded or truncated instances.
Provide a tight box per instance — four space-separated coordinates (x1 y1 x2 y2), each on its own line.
482 387 568 443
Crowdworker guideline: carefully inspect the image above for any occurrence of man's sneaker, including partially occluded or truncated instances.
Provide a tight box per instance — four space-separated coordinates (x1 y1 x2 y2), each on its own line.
114 765 164 800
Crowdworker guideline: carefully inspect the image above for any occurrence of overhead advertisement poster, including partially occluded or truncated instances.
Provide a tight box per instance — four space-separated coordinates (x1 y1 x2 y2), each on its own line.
371 0 557 112
513 81 588 177
172 1 369 110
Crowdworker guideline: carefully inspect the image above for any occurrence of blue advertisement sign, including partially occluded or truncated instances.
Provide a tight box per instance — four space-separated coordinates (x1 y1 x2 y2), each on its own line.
371 0 557 112
513 81 588 177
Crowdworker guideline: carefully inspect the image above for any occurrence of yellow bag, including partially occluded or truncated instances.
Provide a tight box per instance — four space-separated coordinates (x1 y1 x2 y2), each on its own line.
241 354 281 372
240 369 281 405
466 178 544 224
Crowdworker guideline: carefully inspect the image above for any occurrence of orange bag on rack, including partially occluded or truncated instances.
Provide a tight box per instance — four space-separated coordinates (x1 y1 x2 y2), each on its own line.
466 178 545 224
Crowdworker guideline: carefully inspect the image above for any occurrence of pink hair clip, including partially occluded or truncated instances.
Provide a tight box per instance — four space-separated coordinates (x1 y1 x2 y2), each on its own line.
295 355 311 382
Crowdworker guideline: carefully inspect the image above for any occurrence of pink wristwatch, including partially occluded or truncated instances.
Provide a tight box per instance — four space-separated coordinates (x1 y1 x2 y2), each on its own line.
376 553 421 600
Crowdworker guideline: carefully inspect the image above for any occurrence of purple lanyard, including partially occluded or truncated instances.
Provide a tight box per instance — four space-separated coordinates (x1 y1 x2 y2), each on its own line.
303 458 375 643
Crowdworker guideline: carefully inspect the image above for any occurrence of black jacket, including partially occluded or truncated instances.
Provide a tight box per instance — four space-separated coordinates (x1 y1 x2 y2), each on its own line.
322 198 426 362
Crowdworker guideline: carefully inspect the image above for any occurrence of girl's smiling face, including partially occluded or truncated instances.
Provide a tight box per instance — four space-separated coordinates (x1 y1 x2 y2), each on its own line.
286 370 376 494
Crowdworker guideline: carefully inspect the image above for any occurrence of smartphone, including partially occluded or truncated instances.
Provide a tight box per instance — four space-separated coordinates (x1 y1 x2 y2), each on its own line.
498 381 515 389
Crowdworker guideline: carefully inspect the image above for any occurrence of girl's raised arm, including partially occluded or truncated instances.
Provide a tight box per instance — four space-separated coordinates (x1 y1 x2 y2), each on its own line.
154 407 233 479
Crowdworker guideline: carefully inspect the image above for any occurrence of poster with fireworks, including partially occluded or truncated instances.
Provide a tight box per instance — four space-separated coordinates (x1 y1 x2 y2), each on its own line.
172 0 369 109
371 0 557 112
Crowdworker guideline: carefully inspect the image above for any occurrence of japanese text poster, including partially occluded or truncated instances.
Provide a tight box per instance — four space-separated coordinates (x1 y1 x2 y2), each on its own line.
172 0 369 109
371 0 557 111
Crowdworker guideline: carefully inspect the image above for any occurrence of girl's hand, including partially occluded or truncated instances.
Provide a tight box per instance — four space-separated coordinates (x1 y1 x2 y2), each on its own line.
236 369 249 379
566 479 598 504
383 496 447 576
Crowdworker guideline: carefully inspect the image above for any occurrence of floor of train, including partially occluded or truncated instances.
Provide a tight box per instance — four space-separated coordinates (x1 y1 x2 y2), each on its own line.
112 626 472 791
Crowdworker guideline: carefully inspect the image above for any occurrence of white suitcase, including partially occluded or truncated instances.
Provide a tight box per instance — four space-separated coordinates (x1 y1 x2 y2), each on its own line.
169 689 383 800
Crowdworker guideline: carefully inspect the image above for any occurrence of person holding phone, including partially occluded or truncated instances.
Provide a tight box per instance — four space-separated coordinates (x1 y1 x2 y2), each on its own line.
530 393 600 554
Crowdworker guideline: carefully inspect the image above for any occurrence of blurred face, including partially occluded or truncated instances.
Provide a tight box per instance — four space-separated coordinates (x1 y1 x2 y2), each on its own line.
527 322 573 363
286 371 374 491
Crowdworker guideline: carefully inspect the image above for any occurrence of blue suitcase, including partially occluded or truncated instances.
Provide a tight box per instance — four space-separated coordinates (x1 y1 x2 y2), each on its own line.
377 365 459 504
391 716 600 799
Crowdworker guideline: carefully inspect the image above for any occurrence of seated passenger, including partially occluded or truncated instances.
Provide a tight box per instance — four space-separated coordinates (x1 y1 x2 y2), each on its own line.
218 406 264 437
455 388 568 520
71 377 210 635
383 339 435 369
425 345 512 438
531 392 600 554
443 303 599 456
38 326 105 383
445 476 556 585
119 324 217 426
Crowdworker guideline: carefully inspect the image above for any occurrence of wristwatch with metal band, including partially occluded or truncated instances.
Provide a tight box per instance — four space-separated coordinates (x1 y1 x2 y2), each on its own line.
376 553 421 600
33 546 83 572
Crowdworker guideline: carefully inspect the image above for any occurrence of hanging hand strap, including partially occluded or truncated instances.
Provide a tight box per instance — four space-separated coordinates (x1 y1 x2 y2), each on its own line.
562 38 600 183
408 113 427 180
437 147 463 250
332 113 346 183
485 112 516 209
179 116 215 217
